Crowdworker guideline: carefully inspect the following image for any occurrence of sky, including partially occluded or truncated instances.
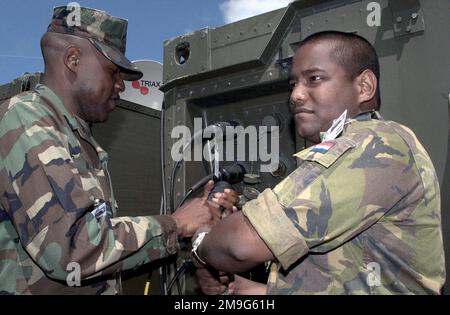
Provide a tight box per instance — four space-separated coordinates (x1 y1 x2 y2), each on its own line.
0 0 291 85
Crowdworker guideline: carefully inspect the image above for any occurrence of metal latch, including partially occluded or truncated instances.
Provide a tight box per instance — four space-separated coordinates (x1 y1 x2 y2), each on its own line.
389 0 425 37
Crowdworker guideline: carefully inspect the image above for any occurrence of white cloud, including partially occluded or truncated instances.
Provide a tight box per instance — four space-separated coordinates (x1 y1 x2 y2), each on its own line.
220 0 292 24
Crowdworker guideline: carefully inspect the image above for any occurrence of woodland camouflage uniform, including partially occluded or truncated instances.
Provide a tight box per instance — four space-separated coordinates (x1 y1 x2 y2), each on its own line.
0 6 176 295
243 111 446 294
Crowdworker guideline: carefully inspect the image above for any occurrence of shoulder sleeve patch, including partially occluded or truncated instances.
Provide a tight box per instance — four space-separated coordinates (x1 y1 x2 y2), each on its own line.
294 137 356 168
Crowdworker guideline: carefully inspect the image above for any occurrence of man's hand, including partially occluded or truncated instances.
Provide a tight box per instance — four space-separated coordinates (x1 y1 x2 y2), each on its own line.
209 186 239 218
196 266 267 295
172 180 238 238
195 265 233 295
191 228 234 295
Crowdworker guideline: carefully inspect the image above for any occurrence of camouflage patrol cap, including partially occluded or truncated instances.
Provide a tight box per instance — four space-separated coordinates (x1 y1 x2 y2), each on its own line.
47 6 143 81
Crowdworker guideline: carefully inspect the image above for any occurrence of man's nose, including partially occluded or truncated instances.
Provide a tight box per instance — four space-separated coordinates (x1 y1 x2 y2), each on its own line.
290 84 307 105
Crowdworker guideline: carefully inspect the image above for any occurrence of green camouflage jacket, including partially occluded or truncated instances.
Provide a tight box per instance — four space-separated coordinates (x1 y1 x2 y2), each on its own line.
0 84 178 294
243 111 445 294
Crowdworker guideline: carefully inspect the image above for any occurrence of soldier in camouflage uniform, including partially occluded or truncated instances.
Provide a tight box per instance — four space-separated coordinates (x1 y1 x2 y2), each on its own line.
192 31 446 295
0 6 237 294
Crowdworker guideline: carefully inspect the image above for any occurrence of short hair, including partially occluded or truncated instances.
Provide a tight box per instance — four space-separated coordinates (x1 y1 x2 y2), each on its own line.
297 31 381 109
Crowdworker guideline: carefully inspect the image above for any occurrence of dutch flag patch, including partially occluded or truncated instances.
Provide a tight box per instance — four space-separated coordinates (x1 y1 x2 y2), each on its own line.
311 141 335 153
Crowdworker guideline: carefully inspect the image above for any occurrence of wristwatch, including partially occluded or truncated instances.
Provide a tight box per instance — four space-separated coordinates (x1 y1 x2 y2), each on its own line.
191 231 208 266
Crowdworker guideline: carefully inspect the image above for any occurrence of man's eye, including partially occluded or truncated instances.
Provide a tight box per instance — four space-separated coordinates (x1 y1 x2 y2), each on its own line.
289 81 296 89
310 75 321 82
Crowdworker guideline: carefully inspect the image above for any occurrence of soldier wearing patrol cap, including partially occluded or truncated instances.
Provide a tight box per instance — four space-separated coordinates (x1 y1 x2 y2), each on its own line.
47 6 143 81
192 31 446 295
0 6 237 294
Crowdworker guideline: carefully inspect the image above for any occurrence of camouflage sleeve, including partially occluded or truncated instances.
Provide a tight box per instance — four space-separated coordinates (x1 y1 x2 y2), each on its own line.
243 134 421 271
242 189 309 270
0 99 178 281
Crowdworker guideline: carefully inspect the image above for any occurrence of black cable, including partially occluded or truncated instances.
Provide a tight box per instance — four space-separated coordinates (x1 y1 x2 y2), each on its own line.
167 260 193 295
166 176 210 295
165 123 229 295
175 173 215 209
167 182 206 295
166 111 191 295
166 175 218 295
175 261 183 294
176 189 193 209
160 101 167 215
159 101 168 295
169 159 182 214
169 161 183 295
169 123 226 214
161 102 191 295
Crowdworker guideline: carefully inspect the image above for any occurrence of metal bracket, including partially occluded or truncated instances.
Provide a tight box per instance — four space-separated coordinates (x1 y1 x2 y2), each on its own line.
389 0 425 37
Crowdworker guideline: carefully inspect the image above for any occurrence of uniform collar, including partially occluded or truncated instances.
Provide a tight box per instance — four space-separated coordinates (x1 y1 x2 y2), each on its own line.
293 110 382 157
34 84 108 162
342 110 383 135
34 84 82 132
350 110 382 122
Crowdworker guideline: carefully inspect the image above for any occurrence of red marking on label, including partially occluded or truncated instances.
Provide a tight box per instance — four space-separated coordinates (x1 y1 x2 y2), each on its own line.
132 81 140 89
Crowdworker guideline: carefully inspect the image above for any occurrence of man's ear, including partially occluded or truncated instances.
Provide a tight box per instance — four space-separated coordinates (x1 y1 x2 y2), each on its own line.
356 69 377 104
64 46 81 73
